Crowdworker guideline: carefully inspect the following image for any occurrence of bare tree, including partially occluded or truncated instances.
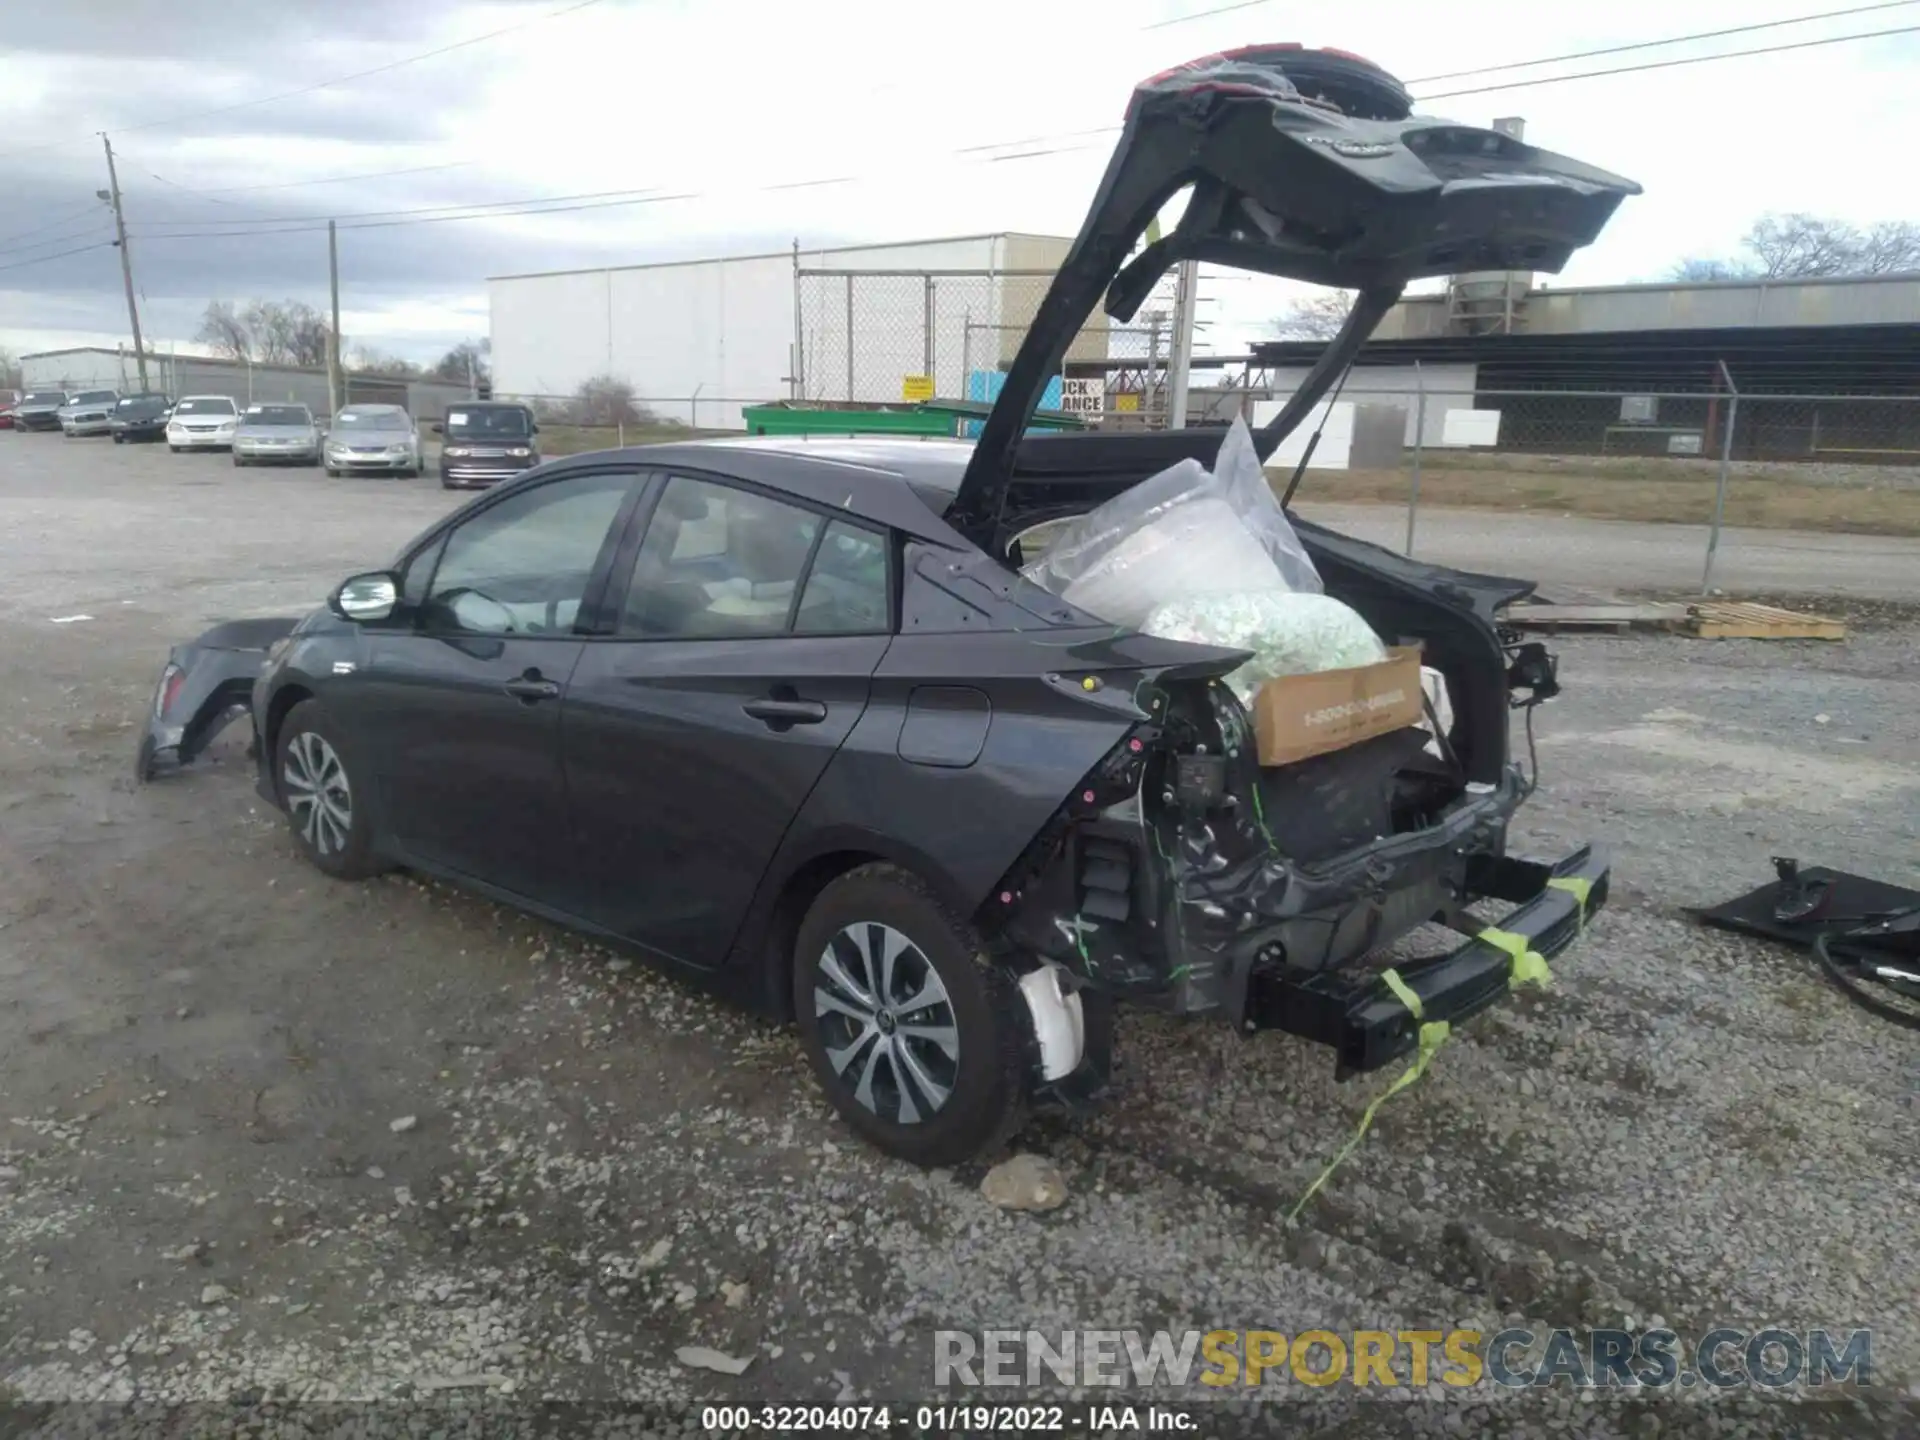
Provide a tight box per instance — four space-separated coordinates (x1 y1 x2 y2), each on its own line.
1271 289 1355 341
1855 219 1920 275
432 339 491 388
1670 213 1920 282
241 299 332 367
0 345 21 391
1745 213 1862 279
571 374 653 426
195 297 332 367
195 300 253 362
347 345 421 378
1667 256 1756 282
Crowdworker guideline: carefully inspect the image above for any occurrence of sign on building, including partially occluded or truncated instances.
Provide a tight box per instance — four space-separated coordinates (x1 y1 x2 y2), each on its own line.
1058 377 1105 417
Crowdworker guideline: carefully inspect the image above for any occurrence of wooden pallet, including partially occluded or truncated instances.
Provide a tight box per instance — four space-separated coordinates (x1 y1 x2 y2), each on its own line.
1675 601 1846 641
1504 603 1686 634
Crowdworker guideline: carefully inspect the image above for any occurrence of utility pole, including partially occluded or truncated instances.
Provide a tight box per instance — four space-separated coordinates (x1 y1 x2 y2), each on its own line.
327 220 342 416
99 134 150 395
1166 257 1199 429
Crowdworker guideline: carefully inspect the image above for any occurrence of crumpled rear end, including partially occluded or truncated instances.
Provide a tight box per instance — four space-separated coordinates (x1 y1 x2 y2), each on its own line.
136 617 298 782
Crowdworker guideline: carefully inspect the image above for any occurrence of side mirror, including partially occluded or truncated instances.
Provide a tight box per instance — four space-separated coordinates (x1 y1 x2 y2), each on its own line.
432 422 445 434
330 571 401 623
529 423 540 434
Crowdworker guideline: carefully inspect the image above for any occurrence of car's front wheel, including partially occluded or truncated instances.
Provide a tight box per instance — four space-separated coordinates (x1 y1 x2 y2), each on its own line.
793 864 1031 1166
274 699 383 880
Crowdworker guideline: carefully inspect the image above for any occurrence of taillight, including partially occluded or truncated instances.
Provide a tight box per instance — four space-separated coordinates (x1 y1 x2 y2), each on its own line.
155 664 185 719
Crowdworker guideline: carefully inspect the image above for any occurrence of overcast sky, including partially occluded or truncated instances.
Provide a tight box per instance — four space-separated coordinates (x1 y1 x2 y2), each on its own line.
2 0 1916 366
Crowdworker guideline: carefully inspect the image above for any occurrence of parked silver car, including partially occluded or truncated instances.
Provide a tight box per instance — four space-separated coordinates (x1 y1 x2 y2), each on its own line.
232 403 321 467
323 404 421 477
58 389 121 437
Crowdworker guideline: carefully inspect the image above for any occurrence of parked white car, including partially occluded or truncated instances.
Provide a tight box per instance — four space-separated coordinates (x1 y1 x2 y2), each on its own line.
323 404 422 477
57 389 121 437
166 395 241 452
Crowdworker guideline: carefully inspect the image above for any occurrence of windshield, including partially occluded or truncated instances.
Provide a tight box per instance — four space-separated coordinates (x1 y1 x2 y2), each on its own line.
72 390 117 405
335 409 409 431
22 392 65 406
173 397 237 416
445 407 531 439
117 397 168 415
243 405 312 426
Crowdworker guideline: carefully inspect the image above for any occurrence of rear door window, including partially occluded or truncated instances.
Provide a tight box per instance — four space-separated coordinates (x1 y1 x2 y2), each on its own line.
618 476 822 639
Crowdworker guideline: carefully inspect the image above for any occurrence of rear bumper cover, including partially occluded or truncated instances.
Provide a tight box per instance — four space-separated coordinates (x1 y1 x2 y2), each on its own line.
136 618 298 782
1245 844 1609 1075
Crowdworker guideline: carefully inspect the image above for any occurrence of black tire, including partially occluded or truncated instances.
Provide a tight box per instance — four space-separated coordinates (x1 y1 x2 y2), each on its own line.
169 445 181 454
325 467 340 478
232 453 246 467
272 698 385 880
793 863 1032 1166
113 434 123 445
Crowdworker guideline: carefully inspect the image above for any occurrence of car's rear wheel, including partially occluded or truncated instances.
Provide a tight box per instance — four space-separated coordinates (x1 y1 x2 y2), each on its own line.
793 864 1031 1166
274 699 383 880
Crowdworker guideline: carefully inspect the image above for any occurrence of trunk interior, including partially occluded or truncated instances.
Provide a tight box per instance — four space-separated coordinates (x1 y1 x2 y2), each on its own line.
991 483 1523 1000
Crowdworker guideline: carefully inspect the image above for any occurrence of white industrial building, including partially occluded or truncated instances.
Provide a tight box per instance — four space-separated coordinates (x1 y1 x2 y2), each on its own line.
489 232 1100 428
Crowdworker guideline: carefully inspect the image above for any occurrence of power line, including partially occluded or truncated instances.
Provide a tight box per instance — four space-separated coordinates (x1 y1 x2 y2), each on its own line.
1417 23 1920 98
0 221 117 259
0 200 109 250
0 241 115 275
181 160 478 197
0 0 607 160
117 9 1920 249
22 17 1920 260
131 184 681 233
1143 0 1271 28
1408 0 1918 82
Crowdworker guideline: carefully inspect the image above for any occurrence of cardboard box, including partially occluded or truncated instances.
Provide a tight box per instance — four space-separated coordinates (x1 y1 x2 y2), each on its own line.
1251 645 1426 767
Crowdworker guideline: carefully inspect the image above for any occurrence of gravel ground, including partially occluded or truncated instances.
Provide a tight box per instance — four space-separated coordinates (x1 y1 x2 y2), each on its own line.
2 434 1917 1434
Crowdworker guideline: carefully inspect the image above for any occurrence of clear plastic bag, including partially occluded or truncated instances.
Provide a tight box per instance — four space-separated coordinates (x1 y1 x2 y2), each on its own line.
1141 590 1386 705
1020 416 1321 629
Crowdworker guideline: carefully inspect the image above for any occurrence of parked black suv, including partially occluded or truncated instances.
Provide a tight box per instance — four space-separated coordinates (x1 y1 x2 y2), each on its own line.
433 402 540 489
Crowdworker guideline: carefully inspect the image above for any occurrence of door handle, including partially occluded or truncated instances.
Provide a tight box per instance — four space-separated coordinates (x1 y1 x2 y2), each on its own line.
502 670 561 703
742 696 827 727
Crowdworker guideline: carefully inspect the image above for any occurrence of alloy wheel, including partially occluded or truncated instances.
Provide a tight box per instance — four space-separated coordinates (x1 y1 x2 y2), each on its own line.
282 731 353 857
813 922 960 1125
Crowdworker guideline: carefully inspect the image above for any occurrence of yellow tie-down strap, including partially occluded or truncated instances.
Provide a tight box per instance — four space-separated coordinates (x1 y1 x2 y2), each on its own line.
1287 968 1450 1224
1478 925 1552 992
1546 875 1594 931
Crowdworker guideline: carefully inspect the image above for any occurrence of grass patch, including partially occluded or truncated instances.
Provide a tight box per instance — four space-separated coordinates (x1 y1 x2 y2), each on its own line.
1297 464 1920 537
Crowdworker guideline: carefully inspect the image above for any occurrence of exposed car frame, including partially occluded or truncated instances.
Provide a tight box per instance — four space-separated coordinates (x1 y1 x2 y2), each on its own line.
144 46 1637 1165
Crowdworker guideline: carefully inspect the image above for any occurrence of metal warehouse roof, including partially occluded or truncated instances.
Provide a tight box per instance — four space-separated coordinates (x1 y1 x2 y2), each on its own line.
1250 322 1920 395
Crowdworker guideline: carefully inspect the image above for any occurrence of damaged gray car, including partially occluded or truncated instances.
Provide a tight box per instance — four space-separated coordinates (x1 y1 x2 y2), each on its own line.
141 45 1636 1165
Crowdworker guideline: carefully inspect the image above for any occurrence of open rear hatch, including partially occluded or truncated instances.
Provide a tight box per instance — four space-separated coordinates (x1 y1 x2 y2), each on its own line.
945 44 1640 548
957 46 1636 1079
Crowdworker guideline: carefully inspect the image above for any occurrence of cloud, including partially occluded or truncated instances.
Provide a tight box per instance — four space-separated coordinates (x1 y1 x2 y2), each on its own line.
3 1 1917 364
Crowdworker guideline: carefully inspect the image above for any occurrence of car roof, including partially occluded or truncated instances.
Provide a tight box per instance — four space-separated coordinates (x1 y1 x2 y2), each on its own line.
179 393 236 401
541 435 978 546
338 404 407 415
